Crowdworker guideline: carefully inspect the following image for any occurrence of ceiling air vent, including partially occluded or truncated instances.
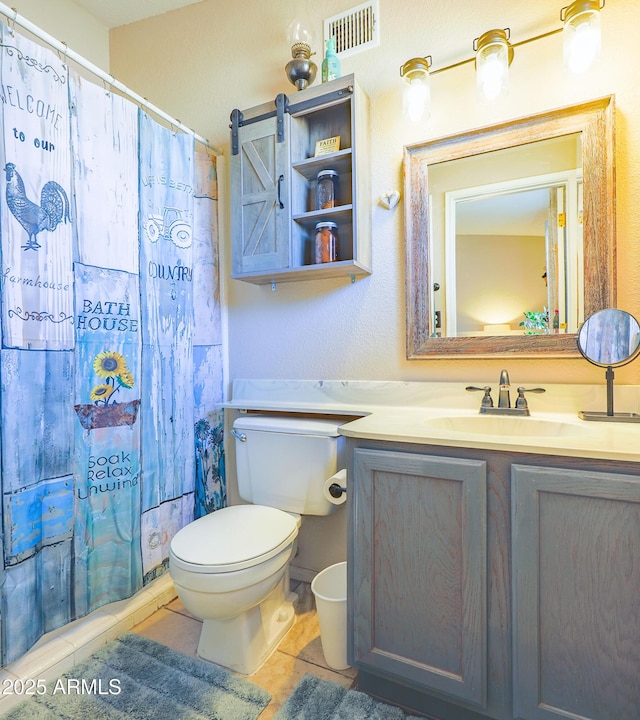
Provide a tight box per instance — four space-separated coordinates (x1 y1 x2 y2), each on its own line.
324 0 379 59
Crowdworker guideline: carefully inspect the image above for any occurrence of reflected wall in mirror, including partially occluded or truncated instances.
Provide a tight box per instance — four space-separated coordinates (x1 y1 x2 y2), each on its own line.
404 96 615 358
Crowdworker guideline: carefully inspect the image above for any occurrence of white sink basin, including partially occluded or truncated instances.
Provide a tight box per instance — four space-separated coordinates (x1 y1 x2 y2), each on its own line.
423 415 593 438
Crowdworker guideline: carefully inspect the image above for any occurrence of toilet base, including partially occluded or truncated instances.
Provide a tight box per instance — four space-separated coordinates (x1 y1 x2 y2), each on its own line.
196 576 297 675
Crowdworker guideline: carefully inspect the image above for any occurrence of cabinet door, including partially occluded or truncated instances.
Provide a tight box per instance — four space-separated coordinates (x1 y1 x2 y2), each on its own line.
230 115 290 276
351 448 487 708
512 464 640 720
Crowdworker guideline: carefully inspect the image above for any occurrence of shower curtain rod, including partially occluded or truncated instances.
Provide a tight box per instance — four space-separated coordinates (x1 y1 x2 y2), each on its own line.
0 2 220 154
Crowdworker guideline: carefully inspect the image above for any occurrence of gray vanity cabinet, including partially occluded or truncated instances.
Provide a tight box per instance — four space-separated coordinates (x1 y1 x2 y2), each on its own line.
512 464 640 720
348 440 640 720
351 448 488 708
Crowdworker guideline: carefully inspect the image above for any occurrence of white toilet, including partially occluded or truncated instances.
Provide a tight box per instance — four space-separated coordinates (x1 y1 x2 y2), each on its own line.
169 414 343 675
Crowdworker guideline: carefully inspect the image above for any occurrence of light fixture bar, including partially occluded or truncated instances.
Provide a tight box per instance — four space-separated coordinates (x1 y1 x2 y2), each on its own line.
429 28 562 76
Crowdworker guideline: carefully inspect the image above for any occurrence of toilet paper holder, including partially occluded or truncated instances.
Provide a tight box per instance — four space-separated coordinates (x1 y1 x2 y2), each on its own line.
324 468 347 505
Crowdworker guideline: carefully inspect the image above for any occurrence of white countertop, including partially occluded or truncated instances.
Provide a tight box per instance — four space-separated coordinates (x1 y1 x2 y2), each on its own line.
225 379 640 464
338 407 640 463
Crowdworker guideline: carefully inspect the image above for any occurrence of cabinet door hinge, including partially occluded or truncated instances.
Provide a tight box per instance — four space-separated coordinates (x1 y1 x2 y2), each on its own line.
558 212 566 227
230 95 290 154
230 108 244 155
275 93 289 143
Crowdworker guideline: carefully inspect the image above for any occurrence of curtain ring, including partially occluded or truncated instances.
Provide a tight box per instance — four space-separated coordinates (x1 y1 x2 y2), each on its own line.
58 41 68 68
7 8 17 36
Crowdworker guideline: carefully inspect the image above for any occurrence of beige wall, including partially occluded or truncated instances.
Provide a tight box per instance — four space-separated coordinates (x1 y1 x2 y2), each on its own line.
10 0 109 68
9 0 640 387
456 234 548 334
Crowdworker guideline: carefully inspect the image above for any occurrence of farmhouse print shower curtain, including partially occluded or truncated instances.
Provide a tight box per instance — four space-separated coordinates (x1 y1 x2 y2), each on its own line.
0 26 224 665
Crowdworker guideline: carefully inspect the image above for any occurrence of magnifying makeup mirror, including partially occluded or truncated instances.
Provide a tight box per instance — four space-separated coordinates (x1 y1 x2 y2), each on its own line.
577 308 640 422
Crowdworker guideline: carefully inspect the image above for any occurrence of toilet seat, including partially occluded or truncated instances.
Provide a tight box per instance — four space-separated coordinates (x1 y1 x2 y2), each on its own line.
170 505 298 574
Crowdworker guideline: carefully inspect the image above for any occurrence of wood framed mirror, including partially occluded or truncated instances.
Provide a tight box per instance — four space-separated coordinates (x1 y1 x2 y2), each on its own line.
404 96 615 358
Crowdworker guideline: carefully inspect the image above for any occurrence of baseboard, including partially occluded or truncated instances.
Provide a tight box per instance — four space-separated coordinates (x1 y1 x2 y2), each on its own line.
289 564 317 584
0 574 177 715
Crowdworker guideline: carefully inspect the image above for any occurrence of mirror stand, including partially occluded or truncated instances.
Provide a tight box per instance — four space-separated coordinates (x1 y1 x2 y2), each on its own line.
577 309 640 423
579 367 640 423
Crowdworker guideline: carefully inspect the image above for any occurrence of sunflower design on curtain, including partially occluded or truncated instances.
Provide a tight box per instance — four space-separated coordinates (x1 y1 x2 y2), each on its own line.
74 351 138 430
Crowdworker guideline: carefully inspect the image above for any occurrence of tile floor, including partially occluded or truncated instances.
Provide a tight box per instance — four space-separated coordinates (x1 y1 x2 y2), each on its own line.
132 580 358 719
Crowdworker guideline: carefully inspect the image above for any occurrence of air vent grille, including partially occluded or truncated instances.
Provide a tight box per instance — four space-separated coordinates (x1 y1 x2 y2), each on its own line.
324 0 379 59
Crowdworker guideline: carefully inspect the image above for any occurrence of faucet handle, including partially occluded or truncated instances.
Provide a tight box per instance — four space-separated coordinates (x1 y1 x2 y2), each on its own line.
515 386 546 409
466 385 494 408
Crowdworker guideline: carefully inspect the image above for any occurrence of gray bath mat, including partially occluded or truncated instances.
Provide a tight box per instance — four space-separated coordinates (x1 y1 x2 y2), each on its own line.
274 674 423 719
6 632 270 719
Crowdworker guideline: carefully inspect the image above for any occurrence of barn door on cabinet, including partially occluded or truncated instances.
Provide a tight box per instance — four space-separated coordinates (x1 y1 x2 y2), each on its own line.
231 114 290 276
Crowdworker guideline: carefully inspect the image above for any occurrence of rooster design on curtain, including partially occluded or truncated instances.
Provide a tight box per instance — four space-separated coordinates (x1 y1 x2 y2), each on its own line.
0 26 225 666
4 162 70 250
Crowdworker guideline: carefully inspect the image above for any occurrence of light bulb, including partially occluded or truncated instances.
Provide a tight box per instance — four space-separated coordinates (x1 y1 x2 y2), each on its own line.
400 57 432 123
474 29 512 103
563 2 602 74
478 51 507 101
404 78 431 122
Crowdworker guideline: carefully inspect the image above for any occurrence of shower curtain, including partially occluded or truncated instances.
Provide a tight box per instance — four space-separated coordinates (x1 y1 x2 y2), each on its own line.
0 25 225 665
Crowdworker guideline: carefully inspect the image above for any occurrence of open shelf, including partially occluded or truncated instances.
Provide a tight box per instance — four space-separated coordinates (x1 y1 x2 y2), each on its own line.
292 149 353 181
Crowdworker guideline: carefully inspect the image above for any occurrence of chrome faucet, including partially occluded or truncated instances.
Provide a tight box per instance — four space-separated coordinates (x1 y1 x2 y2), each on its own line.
498 369 511 408
466 369 546 415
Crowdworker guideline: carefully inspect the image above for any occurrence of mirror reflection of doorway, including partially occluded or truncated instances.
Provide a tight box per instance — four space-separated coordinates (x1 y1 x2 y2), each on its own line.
443 170 582 337
426 132 584 340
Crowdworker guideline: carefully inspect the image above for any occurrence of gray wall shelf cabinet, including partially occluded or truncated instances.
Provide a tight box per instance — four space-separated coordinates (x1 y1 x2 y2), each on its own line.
230 74 371 285
347 439 640 720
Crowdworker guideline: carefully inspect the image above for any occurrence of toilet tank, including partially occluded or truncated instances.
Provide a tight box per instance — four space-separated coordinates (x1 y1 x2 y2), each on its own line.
233 415 343 515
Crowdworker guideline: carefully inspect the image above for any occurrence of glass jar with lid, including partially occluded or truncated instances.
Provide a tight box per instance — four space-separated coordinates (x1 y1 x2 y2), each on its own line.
315 221 338 263
316 169 339 210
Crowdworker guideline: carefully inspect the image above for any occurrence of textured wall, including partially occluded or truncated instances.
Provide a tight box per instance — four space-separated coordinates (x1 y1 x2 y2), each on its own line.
10 0 109 68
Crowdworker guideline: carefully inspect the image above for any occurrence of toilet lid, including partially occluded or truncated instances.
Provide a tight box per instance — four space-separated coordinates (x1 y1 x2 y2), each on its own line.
170 505 299 572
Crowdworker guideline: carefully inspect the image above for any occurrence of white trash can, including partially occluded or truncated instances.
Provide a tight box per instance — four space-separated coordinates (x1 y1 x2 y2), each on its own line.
311 561 349 670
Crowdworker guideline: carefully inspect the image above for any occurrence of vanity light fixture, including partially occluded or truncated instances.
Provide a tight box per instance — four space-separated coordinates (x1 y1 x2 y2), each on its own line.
399 0 607 116
400 56 432 122
561 0 604 74
285 18 317 90
474 29 514 102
